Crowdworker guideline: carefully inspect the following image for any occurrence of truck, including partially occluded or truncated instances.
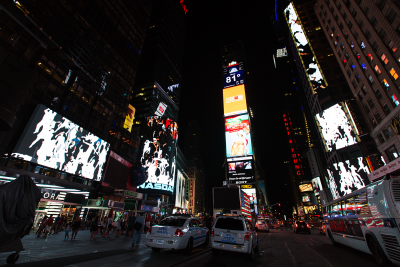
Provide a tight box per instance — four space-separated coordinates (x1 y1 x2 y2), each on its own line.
212 187 242 219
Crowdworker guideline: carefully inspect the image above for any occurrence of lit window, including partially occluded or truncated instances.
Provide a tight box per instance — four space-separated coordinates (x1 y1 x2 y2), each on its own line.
382 79 390 89
351 42 355 49
343 59 347 64
315 26 321 30
374 65 381 74
389 41 397 53
381 54 389 64
367 53 373 61
390 68 399 80
386 145 399 162
356 53 361 59
361 42 366 49
362 62 367 71
391 94 400 106
334 41 338 47
352 64 355 70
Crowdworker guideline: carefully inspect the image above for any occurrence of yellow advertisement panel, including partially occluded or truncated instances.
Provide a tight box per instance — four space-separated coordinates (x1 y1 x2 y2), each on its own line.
223 85 247 117
123 104 135 132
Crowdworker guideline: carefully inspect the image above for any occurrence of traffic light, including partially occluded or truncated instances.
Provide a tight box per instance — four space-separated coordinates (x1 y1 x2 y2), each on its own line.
278 203 281 207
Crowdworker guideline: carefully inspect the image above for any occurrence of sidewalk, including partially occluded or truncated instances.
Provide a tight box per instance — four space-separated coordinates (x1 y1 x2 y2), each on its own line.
0 230 148 266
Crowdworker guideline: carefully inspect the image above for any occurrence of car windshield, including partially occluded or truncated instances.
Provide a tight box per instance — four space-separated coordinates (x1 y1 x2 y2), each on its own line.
158 218 187 227
297 222 307 226
215 218 244 231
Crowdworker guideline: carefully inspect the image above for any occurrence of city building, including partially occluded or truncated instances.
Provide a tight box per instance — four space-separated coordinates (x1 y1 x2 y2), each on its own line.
316 0 400 171
0 0 152 226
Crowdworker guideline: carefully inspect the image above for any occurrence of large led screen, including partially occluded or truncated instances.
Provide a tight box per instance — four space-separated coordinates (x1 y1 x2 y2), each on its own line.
299 183 313 192
242 188 257 205
223 85 248 117
225 114 253 158
327 157 370 200
136 116 178 194
284 3 327 93
315 103 359 152
227 158 255 185
175 170 187 209
12 105 110 181
311 177 323 196
223 64 245 89
103 151 132 190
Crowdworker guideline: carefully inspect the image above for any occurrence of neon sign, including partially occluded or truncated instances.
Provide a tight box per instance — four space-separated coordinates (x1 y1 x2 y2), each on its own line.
283 113 304 176
180 0 187 14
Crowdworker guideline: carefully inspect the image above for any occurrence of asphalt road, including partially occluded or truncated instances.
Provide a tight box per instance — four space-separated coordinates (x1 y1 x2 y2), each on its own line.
177 227 379 267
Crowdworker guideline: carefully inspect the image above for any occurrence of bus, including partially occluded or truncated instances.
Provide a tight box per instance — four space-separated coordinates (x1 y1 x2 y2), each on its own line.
322 176 400 266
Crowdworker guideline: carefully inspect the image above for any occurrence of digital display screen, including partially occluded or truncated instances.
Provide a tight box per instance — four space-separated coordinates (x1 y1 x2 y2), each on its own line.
311 177 323 196
175 170 187 209
136 116 178 194
327 157 370 200
223 85 248 117
302 195 311 202
299 183 313 192
225 114 253 158
284 3 327 93
315 103 359 152
103 151 132 190
227 159 255 185
12 105 110 180
223 70 244 89
123 104 135 132
242 188 257 205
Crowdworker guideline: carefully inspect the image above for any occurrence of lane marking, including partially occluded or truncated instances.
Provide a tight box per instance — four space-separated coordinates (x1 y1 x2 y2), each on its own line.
305 245 334 267
284 241 298 267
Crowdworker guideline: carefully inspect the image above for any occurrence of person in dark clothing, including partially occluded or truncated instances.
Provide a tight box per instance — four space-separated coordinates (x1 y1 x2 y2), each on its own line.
126 213 136 237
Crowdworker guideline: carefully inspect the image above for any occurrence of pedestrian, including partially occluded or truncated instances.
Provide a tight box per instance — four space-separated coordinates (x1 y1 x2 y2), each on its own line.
50 214 61 235
90 215 99 241
56 216 64 233
37 215 48 238
65 222 71 240
104 215 113 239
71 216 82 240
126 213 136 237
132 213 145 246
44 215 54 237
115 217 122 238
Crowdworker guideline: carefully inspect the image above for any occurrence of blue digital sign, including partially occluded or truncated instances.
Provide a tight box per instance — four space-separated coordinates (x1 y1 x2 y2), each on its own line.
223 70 244 89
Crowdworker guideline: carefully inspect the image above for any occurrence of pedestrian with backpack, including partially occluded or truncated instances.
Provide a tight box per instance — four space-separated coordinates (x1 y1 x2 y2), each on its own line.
132 213 144 246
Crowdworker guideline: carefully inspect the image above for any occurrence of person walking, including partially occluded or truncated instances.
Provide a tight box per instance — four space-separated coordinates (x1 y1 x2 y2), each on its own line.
71 216 82 240
126 213 136 237
44 215 54 237
115 217 122 238
105 215 113 239
65 223 71 240
37 215 48 238
132 213 144 246
90 215 99 241
50 215 61 235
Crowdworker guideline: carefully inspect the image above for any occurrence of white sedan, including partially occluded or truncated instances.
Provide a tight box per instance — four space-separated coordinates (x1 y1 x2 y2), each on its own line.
146 216 209 254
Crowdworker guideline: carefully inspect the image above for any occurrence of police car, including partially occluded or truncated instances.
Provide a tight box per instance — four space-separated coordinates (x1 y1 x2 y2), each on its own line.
146 216 209 254
211 216 258 261
255 220 269 232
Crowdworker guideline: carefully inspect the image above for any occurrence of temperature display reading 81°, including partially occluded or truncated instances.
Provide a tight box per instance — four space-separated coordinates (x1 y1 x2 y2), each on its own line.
223 70 244 89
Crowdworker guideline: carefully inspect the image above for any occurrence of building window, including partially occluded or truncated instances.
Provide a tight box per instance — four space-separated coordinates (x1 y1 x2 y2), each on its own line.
352 79 358 88
375 89 383 99
372 41 380 52
334 40 338 47
387 8 398 23
381 54 389 64
391 94 400 106
388 41 398 53
370 16 377 28
356 74 361 82
358 91 364 100
377 133 385 144
338 49 343 56
367 53 373 61
375 112 383 123
382 78 390 90
383 103 391 115
368 75 374 84
374 65 381 74
347 69 352 77
343 59 347 65
362 62 367 71
364 104 370 113
360 42 366 49
377 0 386 11
384 128 392 139
390 68 399 80
371 117 377 127
345 52 350 58
352 8 357 17
365 30 371 40
351 42 355 49
368 98 375 108
386 145 399 161
356 52 361 60
361 85 367 94
351 64 356 70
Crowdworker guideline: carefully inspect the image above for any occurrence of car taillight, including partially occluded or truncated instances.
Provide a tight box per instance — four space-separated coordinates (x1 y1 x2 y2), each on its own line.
295 224 298 228
174 228 184 236
148 226 152 233
306 224 309 228
244 232 250 241
211 229 214 237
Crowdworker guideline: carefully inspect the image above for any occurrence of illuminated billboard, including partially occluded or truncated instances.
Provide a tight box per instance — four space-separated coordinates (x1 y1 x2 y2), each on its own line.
327 157 370 200
223 63 245 89
242 188 257 204
315 103 360 152
103 151 132 190
284 3 327 94
225 114 253 158
302 195 311 202
223 85 248 117
12 105 110 181
299 183 313 192
123 104 135 132
175 171 187 209
136 116 178 194
227 158 255 185
311 177 323 196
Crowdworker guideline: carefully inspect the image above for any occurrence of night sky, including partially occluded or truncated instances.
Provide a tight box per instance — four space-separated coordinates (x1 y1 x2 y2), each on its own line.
177 1 288 211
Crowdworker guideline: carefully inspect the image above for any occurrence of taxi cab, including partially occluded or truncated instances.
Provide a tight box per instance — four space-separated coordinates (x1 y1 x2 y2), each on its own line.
211 216 258 261
146 216 209 254
255 220 269 232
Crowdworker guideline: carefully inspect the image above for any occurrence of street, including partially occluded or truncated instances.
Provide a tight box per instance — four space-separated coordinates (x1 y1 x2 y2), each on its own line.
0 227 380 267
